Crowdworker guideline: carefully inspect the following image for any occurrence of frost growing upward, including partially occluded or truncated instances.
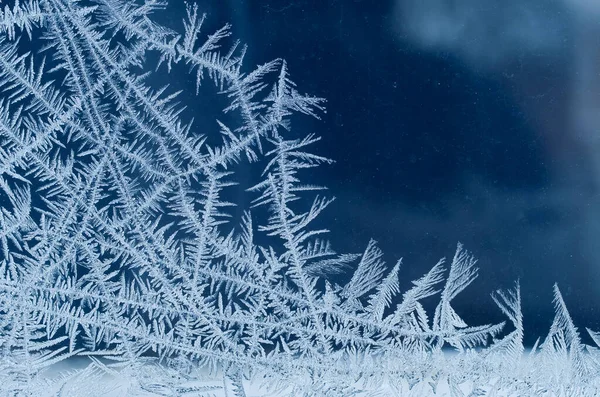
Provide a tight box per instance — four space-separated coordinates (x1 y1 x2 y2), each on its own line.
0 1 599 396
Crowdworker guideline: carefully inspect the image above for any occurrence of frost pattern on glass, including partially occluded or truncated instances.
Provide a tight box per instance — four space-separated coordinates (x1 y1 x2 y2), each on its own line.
0 1 598 396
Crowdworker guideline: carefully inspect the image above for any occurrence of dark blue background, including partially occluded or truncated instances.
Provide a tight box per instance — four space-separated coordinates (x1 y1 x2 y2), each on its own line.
166 0 600 345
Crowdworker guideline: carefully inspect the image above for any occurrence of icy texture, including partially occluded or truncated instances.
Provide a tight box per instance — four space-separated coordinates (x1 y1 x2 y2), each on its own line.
0 1 598 396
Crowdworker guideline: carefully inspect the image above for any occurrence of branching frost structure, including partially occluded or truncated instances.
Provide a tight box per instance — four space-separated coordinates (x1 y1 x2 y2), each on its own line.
0 1 598 395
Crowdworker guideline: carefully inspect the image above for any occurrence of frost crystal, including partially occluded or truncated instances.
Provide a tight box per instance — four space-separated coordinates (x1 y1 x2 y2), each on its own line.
0 1 598 396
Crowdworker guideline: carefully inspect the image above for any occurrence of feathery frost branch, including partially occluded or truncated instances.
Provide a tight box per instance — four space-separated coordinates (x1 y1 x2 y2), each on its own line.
0 1 598 396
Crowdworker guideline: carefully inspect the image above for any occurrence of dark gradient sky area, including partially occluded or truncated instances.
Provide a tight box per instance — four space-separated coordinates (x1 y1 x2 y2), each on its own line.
161 0 600 345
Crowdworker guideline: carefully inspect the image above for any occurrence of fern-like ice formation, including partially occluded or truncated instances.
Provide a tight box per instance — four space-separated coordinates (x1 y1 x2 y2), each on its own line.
0 1 598 396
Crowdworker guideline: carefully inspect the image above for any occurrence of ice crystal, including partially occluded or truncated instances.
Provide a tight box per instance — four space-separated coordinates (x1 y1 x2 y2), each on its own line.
0 1 598 396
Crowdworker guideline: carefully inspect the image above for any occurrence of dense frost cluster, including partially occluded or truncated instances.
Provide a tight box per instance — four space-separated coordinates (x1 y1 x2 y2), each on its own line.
0 1 599 396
